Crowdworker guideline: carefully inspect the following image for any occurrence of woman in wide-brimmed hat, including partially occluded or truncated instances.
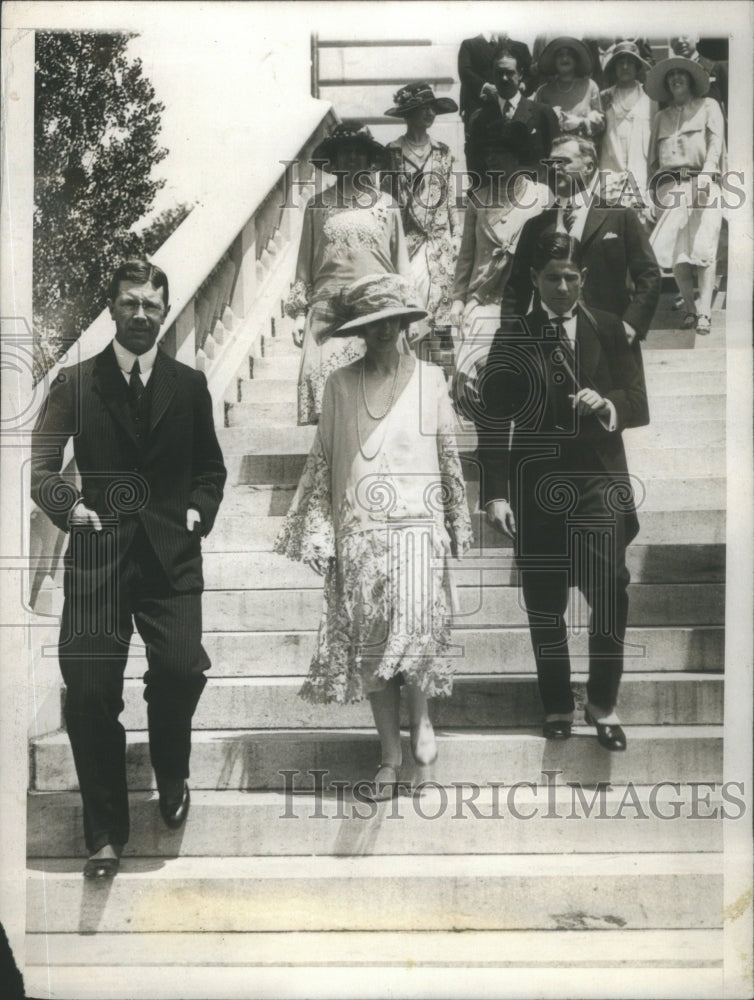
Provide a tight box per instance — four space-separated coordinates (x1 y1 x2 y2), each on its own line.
535 36 605 140
284 121 413 424
599 41 656 209
646 57 726 335
276 272 472 798
381 83 460 341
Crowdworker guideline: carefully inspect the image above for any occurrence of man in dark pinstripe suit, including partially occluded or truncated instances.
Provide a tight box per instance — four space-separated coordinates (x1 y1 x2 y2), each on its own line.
31 260 227 878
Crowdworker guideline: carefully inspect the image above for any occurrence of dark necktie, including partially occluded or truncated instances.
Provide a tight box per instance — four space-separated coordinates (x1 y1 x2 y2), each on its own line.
551 316 573 351
129 358 144 401
502 100 511 120
561 201 576 233
549 317 576 430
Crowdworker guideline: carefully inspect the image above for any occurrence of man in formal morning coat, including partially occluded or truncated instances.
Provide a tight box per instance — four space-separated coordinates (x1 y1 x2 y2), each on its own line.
478 233 649 750
500 136 661 351
31 260 227 877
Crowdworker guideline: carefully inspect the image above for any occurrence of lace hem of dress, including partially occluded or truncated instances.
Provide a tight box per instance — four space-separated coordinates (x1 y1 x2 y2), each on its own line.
273 437 335 564
298 526 456 704
284 278 311 318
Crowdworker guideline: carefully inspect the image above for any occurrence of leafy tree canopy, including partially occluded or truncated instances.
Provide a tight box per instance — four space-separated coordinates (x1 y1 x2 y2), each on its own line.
34 31 167 373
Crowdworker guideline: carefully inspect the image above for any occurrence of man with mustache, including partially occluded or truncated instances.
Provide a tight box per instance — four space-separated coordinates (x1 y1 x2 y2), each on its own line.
31 259 226 878
466 43 556 184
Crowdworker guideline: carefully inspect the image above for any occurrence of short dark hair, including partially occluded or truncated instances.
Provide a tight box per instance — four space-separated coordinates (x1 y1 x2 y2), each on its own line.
493 44 527 75
107 259 170 310
531 232 584 273
663 67 696 96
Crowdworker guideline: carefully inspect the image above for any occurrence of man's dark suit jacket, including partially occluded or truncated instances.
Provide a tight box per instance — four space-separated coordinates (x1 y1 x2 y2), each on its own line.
467 96 558 181
500 203 661 340
31 343 227 593
477 304 649 546
458 35 532 123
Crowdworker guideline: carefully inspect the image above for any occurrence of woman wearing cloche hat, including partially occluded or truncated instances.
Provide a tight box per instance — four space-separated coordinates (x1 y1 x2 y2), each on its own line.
284 121 413 424
276 272 473 798
534 36 605 140
382 83 461 341
646 57 726 335
599 41 656 209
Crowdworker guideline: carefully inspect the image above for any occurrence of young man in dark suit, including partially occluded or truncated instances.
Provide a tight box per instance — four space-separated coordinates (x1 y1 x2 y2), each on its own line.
478 233 648 750
500 136 661 348
31 260 227 877
464 42 548 181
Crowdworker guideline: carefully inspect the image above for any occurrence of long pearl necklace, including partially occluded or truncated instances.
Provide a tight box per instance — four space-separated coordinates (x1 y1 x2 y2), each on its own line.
356 357 401 461
614 82 640 115
555 77 576 93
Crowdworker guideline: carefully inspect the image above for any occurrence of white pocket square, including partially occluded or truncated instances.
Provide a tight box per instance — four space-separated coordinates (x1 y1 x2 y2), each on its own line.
603 232 619 240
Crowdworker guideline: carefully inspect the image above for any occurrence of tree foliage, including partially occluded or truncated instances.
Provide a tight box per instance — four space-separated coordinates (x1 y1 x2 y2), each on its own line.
141 201 195 257
34 31 167 366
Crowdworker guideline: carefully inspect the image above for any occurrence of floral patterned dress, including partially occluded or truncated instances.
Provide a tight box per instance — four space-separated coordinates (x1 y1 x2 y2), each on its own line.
383 137 459 336
274 359 473 704
285 190 410 425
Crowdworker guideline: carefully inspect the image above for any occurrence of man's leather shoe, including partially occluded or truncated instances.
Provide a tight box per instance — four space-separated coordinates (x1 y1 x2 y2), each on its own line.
158 779 190 829
83 844 121 879
542 719 572 740
584 710 627 752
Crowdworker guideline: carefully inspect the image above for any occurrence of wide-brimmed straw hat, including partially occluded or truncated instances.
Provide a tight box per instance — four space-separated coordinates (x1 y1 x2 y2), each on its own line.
332 274 427 335
538 37 593 78
311 121 386 172
384 82 458 118
644 56 710 102
603 41 651 82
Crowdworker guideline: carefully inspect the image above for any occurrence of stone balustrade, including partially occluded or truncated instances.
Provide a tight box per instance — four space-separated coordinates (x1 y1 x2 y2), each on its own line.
27 101 337 717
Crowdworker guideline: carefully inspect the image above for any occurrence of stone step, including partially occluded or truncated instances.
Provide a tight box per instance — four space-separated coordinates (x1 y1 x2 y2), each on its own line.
31 725 724 791
26 852 723 933
638 347 726 368
21 965 726 1000
225 444 726 485
471 510 726 548
112 625 723 678
24 928 724 969
201 544 725 586
216 418 725 457
227 390 726 429
250 353 301 380
116 673 722 731
198 582 724 631
205 509 726 552
27 784 725 858
33 624 722 681
217 477 726 518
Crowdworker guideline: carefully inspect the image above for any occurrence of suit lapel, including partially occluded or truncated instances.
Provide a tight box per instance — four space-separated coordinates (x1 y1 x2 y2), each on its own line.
92 343 140 448
149 348 178 433
574 304 602 384
580 203 609 250
511 98 533 126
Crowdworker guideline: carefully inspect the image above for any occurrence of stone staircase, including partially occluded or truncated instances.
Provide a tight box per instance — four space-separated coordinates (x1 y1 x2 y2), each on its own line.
26 297 727 989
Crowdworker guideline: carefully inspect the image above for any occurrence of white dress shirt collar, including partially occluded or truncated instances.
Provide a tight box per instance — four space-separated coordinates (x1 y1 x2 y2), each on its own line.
542 302 576 323
112 338 158 382
498 90 521 118
570 170 600 210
